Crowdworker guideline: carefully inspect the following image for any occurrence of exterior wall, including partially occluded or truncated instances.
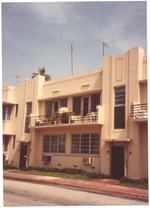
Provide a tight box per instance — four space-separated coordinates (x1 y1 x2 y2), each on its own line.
2 46 148 179
29 125 101 173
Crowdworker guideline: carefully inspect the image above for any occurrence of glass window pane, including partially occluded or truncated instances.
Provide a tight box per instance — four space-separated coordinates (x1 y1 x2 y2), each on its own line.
81 134 89 154
91 134 99 154
60 99 68 108
51 135 58 153
45 101 52 116
72 134 80 153
73 97 81 115
114 106 125 129
91 93 100 112
59 135 66 153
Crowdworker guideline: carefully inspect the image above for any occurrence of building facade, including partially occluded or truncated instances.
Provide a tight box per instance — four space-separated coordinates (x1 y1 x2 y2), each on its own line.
3 46 148 179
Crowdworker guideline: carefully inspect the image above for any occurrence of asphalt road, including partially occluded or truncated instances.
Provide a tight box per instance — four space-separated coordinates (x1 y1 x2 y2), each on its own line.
3 179 147 206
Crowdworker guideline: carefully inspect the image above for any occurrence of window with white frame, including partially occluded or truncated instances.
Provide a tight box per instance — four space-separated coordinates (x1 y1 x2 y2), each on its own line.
114 86 125 129
43 135 66 153
71 133 99 154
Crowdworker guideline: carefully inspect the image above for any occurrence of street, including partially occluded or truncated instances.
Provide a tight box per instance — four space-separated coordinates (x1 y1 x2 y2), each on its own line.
3 179 147 206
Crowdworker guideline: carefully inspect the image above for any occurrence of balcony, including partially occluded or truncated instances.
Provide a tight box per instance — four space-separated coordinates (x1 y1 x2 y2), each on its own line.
29 105 104 129
131 103 148 123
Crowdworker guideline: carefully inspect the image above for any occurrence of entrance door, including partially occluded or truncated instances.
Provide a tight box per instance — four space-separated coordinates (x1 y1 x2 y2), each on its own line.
111 146 124 179
19 145 27 169
83 97 89 116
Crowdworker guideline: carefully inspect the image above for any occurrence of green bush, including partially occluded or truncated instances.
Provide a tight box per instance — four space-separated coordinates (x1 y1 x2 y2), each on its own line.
120 177 148 184
3 153 17 170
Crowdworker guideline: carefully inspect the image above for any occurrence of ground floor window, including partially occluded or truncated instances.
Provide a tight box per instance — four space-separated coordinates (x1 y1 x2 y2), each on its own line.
71 133 99 154
3 135 9 152
43 135 66 153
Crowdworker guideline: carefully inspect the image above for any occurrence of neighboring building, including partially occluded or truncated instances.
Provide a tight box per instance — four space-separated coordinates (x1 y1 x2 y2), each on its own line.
2 46 148 179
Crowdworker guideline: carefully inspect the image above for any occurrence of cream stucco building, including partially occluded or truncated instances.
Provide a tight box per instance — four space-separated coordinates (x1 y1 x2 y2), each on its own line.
3 46 148 179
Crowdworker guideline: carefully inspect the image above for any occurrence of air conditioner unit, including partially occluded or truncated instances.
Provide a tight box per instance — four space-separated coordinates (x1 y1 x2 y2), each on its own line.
42 155 52 163
83 157 92 165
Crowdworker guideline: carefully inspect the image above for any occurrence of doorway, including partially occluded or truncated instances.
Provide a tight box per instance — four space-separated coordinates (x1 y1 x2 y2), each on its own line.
111 146 124 179
19 145 27 169
83 97 89 116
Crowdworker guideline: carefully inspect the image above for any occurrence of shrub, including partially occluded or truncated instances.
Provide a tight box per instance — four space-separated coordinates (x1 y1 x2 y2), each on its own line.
120 177 148 184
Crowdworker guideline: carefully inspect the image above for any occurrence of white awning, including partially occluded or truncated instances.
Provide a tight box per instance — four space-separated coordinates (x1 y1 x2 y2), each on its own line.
102 138 132 142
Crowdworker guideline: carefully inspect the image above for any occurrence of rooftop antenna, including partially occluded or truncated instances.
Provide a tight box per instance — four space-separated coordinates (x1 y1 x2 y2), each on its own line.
99 39 109 56
71 44 73 75
13 75 21 85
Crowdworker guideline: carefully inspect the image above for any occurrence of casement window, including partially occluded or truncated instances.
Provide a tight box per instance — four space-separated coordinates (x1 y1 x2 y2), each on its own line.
71 133 99 154
73 96 81 115
45 99 68 116
45 101 52 117
43 135 66 153
114 86 125 129
60 99 67 108
73 93 100 116
25 102 32 133
3 135 9 152
3 105 12 120
91 93 100 112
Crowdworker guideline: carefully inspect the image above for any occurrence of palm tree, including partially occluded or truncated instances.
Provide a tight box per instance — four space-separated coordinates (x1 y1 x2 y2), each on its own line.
32 67 51 81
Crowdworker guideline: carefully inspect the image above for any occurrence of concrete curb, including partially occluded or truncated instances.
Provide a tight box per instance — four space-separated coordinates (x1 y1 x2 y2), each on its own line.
3 171 149 202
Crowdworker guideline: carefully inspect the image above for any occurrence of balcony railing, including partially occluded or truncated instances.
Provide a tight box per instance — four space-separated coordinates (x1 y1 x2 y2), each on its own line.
29 106 104 128
131 103 148 121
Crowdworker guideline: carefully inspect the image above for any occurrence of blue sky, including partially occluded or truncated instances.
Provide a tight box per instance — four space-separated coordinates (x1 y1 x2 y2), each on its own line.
2 1 147 86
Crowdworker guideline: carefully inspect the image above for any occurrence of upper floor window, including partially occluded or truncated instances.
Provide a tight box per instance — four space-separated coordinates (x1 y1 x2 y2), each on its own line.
73 93 100 115
114 86 125 129
3 105 12 120
25 102 32 133
71 133 99 154
45 98 68 116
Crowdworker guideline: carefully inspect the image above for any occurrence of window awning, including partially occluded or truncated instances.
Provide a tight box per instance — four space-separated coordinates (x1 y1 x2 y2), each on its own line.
102 138 132 142
16 140 31 143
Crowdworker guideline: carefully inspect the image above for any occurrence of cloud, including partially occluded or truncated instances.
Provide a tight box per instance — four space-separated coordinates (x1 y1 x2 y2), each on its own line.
29 2 67 24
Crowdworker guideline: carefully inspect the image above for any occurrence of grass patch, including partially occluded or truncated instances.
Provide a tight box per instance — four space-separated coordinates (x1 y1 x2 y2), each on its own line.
14 170 92 181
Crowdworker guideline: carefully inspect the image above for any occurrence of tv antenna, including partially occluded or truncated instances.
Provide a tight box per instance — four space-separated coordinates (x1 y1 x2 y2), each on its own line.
99 39 109 56
12 75 21 85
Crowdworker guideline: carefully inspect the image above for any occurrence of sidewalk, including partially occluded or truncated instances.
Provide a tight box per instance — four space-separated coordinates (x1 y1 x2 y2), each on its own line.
3 170 149 202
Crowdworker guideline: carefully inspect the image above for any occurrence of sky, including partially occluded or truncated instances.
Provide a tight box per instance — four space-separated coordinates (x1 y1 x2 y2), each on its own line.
2 1 147 87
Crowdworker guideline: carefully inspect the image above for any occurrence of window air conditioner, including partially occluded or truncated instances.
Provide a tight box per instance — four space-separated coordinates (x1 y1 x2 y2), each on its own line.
42 155 52 163
83 157 92 165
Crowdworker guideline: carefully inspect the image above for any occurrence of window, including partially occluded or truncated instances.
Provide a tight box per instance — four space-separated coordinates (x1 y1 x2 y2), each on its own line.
15 104 18 117
72 133 99 154
114 86 125 129
43 135 66 153
12 135 16 149
91 93 100 112
73 96 81 115
25 102 32 133
3 105 12 120
45 101 52 116
60 99 67 108
3 135 9 152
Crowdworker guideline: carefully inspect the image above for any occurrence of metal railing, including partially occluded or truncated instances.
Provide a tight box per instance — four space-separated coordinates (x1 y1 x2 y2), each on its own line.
130 103 148 119
29 110 98 127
